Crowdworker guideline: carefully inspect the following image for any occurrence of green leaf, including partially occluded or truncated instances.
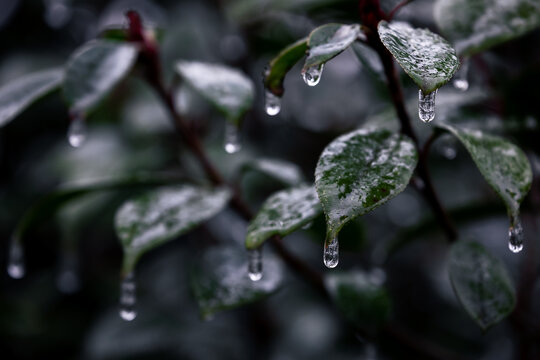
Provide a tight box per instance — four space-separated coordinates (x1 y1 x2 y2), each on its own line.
437 123 532 223
115 185 232 274
241 158 304 186
377 21 459 93
449 241 516 330
264 38 307 96
315 128 417 240
63 40 138 112
190 246 283 319
245 185 322 249
434 0 540 56
0 68 63 127
175 61 254 125
351 42 386 83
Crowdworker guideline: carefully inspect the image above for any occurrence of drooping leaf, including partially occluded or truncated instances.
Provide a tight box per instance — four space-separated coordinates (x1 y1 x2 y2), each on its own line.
241 158 304 186
63 40 138 112
115 185 231 274
0 68 63 127
175 61 254 125
377 21 459 93
190 245 283 319
434 0 540 56
449 241 515 330
245 185 322 249
264 38 307 96
315 128 417 240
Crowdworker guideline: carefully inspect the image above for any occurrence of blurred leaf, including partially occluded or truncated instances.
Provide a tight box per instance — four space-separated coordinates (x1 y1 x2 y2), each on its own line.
246 185 322 249
115 185 232 274
241 158 304 186
63 40 138 112
449 241 515 330
315 128 417 240
264 38 307 96
378 21 459 93
351 42 385 83
434 0 540 56
175 61 254 125
0 68 63 127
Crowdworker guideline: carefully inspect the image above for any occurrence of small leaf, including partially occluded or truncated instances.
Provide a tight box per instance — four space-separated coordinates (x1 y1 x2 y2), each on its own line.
115 185 231 274
378 21 459 93
63 40 138 112
246 185 322 249
449 241 516 330
175 61 254 125
241 158 304 186
315 128 417 240
264 38 308 96
434 0 540 56
0 68 63 127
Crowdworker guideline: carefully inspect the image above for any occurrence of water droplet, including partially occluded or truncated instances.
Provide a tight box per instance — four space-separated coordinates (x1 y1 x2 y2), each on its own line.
264 90 281 116
67 115 87 148
7 237 25 279
224 122 241 154
453 59 469 91
302 64 324 87
418 89 437 123
56 254 80 294
323 236 339 268
119 272 137 321
248 248 263 281
508 218 524 253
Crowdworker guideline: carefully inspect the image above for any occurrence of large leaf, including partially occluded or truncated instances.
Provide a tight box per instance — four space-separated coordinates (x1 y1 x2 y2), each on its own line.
115 185 232 274
378 21 459 93
315 129 417 240
0 68 63 127
175 61 254 124
245 185 322 249
449 241 515 330
434 0 540 56
63 40 138 112
264 38 307 96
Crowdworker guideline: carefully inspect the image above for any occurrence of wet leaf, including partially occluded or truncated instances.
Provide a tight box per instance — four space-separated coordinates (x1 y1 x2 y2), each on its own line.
315 129 417 240
0 68 63 127
449 241 515 330
115 185 232 274
245 185 322 249
241 158 304 186
378 21 459 93
435 0 540 56
264 38 307 96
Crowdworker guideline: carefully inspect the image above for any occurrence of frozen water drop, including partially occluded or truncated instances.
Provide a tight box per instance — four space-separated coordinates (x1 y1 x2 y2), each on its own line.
248 248 263 281
418 89 437 123
302 64 324 87
119 272 137 321
67 115 87 148
508 218 524 253
264 90 281 116
453 59 469 91
224 122 241 154
7 238 25 279
323 236 339 268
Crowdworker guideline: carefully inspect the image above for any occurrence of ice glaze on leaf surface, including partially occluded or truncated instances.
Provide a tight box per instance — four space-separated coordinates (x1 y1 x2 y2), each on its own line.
378 21 459 93
264 38 307 96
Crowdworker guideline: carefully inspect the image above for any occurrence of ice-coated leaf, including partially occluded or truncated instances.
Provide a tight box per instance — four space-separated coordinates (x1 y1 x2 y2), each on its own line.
190 246 283 319
63 40 138 112
315 129 417 240
434 0 540 56
245 185 322 249
449 241 515 330
115 185 232 274
0 68 63 127
378 21 459 93
175 61 254 124
241 158 304 186
264 38 307 96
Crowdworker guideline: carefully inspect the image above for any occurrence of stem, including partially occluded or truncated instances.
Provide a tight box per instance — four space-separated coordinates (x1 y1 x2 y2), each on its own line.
387 0 411 19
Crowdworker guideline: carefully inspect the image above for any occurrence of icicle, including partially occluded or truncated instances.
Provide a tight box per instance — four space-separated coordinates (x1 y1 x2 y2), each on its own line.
223 122 241 154
119 272 137 321
418 89 437 123
508 216 524 253
67 114 87 148
323 236 339 268
248 248 263 281
7 236 25 279
56 253 80 294
264 90 281 116
302 64 324 87
453 58 469 92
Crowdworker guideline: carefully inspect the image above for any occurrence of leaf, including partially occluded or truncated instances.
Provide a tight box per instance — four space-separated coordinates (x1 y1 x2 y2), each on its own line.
245 185 322 249
190 246 283 319
437 123 532 222
63 40 138 112
303 23 362 71
115 185 232 274
241 158 304 186
175 61 254 124
0 68 63 127
434 0 540 56
377 21 459 94
351 42 386 83
449 241 516 330
315 128 417 240
264 38 308 96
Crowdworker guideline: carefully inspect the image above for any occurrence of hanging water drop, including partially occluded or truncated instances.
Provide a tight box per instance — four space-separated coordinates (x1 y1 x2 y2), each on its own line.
7 237 25 279
248 248 263 281
67 115 87 148
453 59 469 91
119 272 137 321
508 218 524 253
302 64 324 87
418 89 437 123
323 236 339 268
264 90 281 116
224 122 241 154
